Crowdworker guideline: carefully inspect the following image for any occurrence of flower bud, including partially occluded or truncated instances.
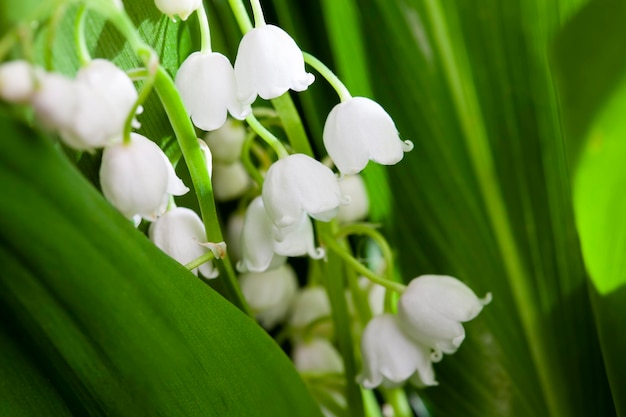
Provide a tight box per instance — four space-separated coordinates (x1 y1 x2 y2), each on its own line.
289 287 332 338
176 52 250 131
397 275 492 355
357 314 437 389
234 24 314 106
239 264 298 329
225 211 245 263
203 118 247 163
323 97 413 176
100 133 189 221
262 154 344 228
336 174 369 224
293 338 344 374
211 161 251 202
149 207 218 278
0 60 38 103
154 0 201 20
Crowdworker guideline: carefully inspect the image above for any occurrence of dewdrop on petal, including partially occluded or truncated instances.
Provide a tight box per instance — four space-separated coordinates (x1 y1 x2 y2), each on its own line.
0 60 39 103
154 0 201 20
239 264 298 329
149 207 218 278
204 118 247 163
100 133 188 221
397 275 492 355
238 196 287 273
262 154 345 228
234 24 314 106
323 97 413 176
357 314 438 389
176 52 250 131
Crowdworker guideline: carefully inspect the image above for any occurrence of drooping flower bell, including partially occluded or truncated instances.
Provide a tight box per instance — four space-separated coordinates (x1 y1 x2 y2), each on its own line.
397 275 492 355
154 0 201 20
357 314 438 389
176 52 250 131
32 59 138 151
238 196 287 273
272 213 325 260
289 286 332 338
203 118 247 163
211 161 251 202
149 207 218 278
234 24 314 106
100 133 189 222
323 97 413 176
292 338 344 374
239 263 298 329
262 154 345 228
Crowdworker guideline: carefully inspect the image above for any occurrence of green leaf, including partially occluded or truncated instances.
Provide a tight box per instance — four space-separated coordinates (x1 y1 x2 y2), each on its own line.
553 0 626 412
0 113 322 417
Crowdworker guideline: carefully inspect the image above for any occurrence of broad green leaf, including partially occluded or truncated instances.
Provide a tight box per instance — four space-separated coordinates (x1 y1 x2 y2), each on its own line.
0 113 322 417
553 0 626 412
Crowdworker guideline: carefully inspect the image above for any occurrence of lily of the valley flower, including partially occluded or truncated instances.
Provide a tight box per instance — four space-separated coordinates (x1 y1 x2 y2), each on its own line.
358 314 438 389
149 207 218 278
211 161 251 202
323 97 413 176
238 196 287 273
204 118 247 163
176 52 250 131
397 275 492 355
336 174 369 224
289 286 332 338
0 60 38 103
100 133 189 222
32 59 138 150
239 263 298 329
273 213 325 260
262 154 344 228
293 338 344 374
234 24 314 106
154 0 201 20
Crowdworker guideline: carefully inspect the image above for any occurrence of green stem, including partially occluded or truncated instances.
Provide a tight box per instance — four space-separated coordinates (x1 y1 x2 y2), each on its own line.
322 232 405 293
423 0 565 415
380 388 412 417
184 250 217 271
245 113 289 159
227 0 253 33
46 3 67 70
317 222 365 417
271 94 314 156
303 52 352 102
153 66 252 316
74 5 91 66
196 5 212 53
123 48 156 144
335 224 395 281
249 0 266 27
241 130 266 187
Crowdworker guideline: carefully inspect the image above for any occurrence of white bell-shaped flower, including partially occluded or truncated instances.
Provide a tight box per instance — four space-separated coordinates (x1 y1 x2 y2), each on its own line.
397 275 492 355
234 24 314 106
149 207 218 278
336 174 369 224
211 161 251 202
273 213 324 260
203 118 247 163
32 60 138 151
357 314 438 389
293 338 344 374
323 97 413 176
239 263 298 329
154 0 201 20
262 154 344 228
225 211 245 263
289 287 332 338
176 52 250 131
198 139 213 179
100 133 189 221
238 196 287 273
0 60 39 103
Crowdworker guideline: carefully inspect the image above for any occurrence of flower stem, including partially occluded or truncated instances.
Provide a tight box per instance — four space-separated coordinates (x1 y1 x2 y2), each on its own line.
123 47 156 144
245 113 289 159
184 250 217 271
271 94 314 156
380 388 413 417
249 0 266 27
74 5 91 66
241 130 266 187
227 0 253 33
303 52 352 102
153 66 252 316
196 5 212 53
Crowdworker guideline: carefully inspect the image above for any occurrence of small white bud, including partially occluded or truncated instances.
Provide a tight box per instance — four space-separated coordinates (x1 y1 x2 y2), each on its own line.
292 338 344 374
212 161 251 202
336 174 369 224
203 118 247 163
289 287 332 338
0 60 38 103
154 0 201 20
